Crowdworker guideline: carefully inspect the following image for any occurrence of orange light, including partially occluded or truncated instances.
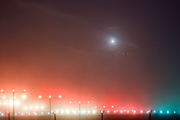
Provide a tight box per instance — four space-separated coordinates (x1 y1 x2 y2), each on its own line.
49 96 51 98
59 95 61 98
7 111 9 114
1 89 3 92
38 95 42 99
88 101 90 103
69 101 72 104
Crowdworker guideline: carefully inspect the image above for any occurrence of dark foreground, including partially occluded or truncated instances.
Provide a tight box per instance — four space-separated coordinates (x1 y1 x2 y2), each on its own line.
1 114 180 120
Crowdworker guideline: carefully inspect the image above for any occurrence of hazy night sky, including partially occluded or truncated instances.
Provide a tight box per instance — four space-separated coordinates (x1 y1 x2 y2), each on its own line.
0 0 180 110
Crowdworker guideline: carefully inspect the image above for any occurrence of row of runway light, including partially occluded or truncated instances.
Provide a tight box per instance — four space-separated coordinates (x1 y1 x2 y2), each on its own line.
0 110 179 116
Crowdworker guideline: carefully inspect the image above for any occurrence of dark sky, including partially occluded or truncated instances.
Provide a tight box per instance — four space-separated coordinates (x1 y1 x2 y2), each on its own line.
0 0 180 110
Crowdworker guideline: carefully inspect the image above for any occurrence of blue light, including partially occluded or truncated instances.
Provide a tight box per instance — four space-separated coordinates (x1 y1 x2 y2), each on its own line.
107 111 109 113
160 111 162 113
174 111 176 113
15 113 17 115
1 113 4 116
167 111 169 114
154 111 156 113
48 112 50 114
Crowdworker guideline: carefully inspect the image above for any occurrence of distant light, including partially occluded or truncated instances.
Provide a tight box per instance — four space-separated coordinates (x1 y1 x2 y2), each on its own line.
61 110 64 114
103 106 105 108
48 112 50 114
88 101 90 103
174 111 176 113
41 112 43 114
154 111 156 113
95 106 97 109
19 112 21 114
41 106 44 109
1 113 4 116
35 113 37 115
69 101 72 104
7 111 10 114
28 113 30 115
59 95 62 98
4 102 6 105
101 110 103 113
111 40 114 43
114 111 116 113
160 111 162 113
127 111 129 113
38 95 42 99
66 110 70 114
79 101 81 104
35 106 38 109
107 110 109 113
93 110 96 113
21 113 24 115
167 111 169 114
49 96 51 98
111 106 114 108
15 113 17 115
12 89 15 92
16 101 19 105
134 110 136 113
22 95 26 99
124 110 126 112
140 110 143 113
30 106 32 109
1 89 3 92
88 111 90 113
120 110 123 113
23 89 26 92
24 106 27 109
2 96 5 99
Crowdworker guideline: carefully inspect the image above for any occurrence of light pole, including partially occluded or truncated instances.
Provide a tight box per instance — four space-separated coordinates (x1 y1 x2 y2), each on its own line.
38 95 62 120
1 89 26 120
95 105 114 120
69 101 90 120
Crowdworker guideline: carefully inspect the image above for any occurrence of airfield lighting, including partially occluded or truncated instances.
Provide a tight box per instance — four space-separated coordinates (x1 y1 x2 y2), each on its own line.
22 95 26 99
1 89 3 92
103 106 105 108
59 95 62 98
111 106 114 108
88 101 90 103
12 89 15 92
69 101 72 104
23 89 26 92
79 101 81 104
49 96 51 98
38 95 42 99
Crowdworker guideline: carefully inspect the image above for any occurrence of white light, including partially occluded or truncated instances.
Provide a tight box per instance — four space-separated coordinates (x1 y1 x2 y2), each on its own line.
88 101 90 103
22 95 26 99
21 113 24 115
48 112 50 114
111 40 114 43
1 113 4 116
88 111 90 113
160 111 162 113
154 111 156 113
35 113 37 115
79 101 81 104
120 110 123 113
111 106 114 108
59 95 61 98
66 110 70 114
107 111 109 113
1 89 3 92
9 101 13 105
61 110 64 114
93 110 96 113
16 101 19 105
127 111 129 113
140 110 143 113
28 113 30 115
2 96 5 99
15 113 17 115
174 111 176 113
167 111 169 113
41 112 43 114
41 106 44 109
4 102 6 105
24 106 27 109
35 106 38 109
69 101 72 104
30 106 32 109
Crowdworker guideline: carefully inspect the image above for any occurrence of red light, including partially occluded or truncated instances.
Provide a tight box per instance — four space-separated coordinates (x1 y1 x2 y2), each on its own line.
19 112 21 114
95 106 97 109
26 112 28 113
7 111 9 114
103 106 105 108
124 110 126 112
